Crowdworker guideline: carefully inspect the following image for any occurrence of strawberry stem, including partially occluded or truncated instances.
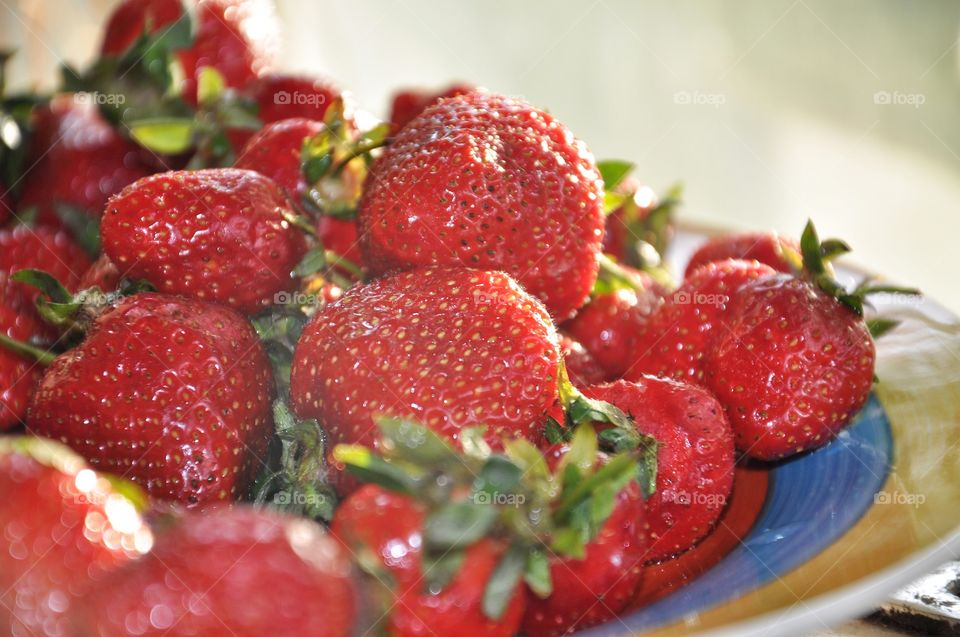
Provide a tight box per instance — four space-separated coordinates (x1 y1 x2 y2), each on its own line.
0 332 56 365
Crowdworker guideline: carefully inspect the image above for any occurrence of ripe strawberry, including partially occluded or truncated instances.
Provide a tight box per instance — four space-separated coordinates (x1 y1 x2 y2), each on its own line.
0 224 92 312
77 253 122 292
291 266 560 451
388 82 473 133
101 168 308 313
74 506 357 637
100 0 277 102
704 274 875 460
0 437 153 636
522 446 646 637
559 333 608 386
563 272 665 379
358 90 605 320
0 305 45 429
685 231 799 276
332 485 525 637
244 73 343 126
17 95 153 222
582 378 734 561
27 292 273 506
625 259 776 383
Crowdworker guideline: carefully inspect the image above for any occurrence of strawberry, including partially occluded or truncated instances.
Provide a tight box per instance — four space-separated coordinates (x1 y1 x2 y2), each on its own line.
624 259 776 383
0 224 92 312
703 222 916 460
17 95 153 223
358 90 605 320
563 271 665 379
290 266 560 452
388 82 473 133
602 178 678 269
27 292 273 506
581 378 734 561
77 253 122 292
100 0 277 103
559 333 608 386
0 305 45 429
101 168 308 314
243 73 343 127
332 485 526 637
685 231 799 276
522 445 647 637
0 436 153 636
73 506 358 637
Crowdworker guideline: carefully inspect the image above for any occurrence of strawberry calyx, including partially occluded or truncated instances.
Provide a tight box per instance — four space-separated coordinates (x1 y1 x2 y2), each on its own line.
332 416 650 620
793 220 921 319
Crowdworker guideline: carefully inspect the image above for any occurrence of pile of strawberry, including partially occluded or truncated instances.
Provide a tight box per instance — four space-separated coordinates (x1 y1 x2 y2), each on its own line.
0 2 918 636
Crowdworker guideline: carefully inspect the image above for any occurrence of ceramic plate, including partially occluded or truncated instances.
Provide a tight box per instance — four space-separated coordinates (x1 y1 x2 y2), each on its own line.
582 226 960 636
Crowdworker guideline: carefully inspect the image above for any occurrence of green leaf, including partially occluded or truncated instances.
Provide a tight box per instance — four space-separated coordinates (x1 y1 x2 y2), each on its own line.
523 550 553 599
148 11 194 53
560 424 598 475
11 269 73 303
293 247 327 278
333 444 418 495
423 501 497 550
482 543 527 621
596 159 635 190
129 117 195 154
603 190 628 215
474 455 523 499
196 66 225 106
799 220 827 276
543 417 566 445
459 427 492 459
422 548 465 594
550 525 586 559
555 453 639 523
376 416 461 467
867 317 900 339
819 238 852 261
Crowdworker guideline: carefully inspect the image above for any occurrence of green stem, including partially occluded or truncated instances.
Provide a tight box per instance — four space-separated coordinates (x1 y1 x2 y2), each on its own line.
331 137 390 177
0 333 56 365
324 250 364 281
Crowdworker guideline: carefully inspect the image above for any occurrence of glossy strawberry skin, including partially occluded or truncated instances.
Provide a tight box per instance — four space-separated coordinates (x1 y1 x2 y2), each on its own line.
74 507 357 637
522 463 646 637
101 168 308 314
564 277 664 379
625 259 776 384
291 267 560 451
359 91 605 320
388 82 473 133
0 306 45 429
100 0 276 103
18 95 152 222
704 275 875 460
0 438 153 637
0 224 92 313
27 293 273 507
685 232 798 277
559 333 609 386
584 379 734 562
332 485 526 637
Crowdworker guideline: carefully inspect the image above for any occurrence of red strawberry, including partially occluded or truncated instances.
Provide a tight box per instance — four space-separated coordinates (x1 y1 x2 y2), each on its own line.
74 506 357 637
290 266 560 452
101 168 308 314
625 259 776 383
559 333 608 386
0 224 92 312
685 231 799 276
244 73 342 126
388 82 473 133
358 90 605 320
17 95 153 222
564 273 665 379
582 378 734 561
0 306 46 429
522 447 647 637
234 118 364 268
77 253 122 292
100 0 277 102
704 274 875 460
27 292 273 506
332 485 525 637
0 437 153 636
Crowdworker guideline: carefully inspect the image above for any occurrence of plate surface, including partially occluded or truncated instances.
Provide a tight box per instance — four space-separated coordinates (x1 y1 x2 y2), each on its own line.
583 228 960 636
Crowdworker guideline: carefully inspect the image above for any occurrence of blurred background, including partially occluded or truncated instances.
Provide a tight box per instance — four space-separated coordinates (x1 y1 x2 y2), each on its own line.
3 0 958 309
